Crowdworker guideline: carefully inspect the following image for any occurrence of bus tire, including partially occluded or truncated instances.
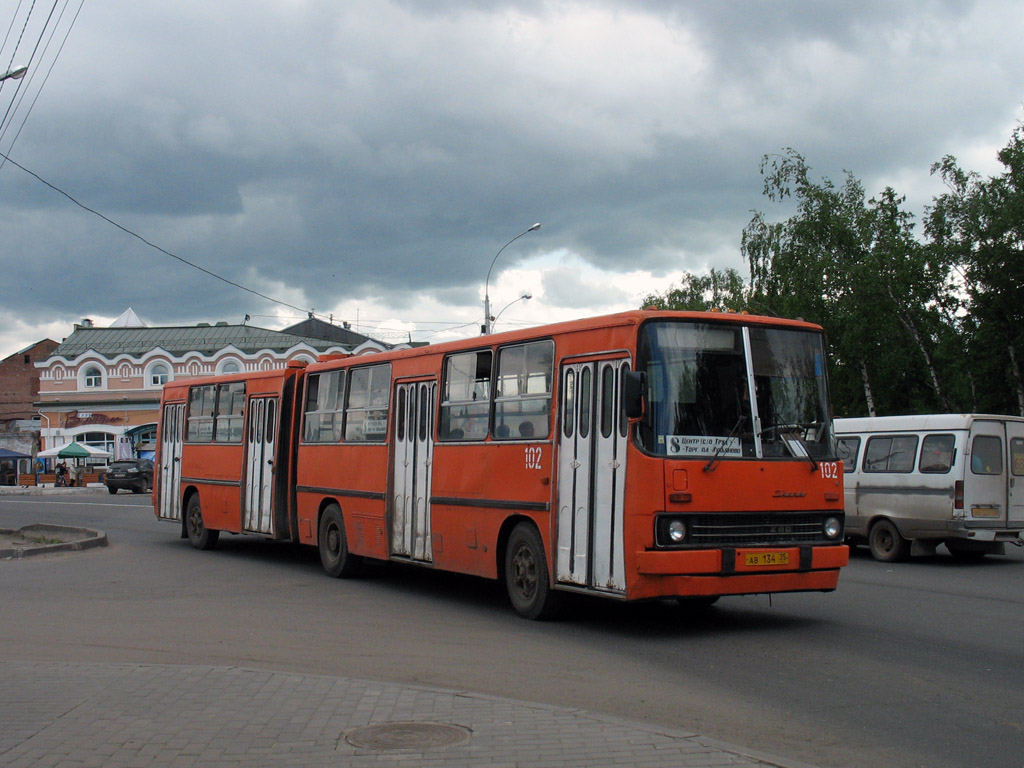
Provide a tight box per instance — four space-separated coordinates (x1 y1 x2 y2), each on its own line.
868 518 908 562
318 504 361 578
504 522 561 620
185 493 219 550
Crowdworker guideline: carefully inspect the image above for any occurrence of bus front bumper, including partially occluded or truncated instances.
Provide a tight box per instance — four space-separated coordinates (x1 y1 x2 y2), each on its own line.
631 544 849 598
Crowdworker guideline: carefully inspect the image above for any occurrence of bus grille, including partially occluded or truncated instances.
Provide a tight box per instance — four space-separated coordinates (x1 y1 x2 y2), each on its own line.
656 512 841 548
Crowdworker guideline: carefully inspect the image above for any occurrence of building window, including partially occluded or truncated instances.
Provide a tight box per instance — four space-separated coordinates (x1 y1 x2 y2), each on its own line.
219 360 241 375
83 366 103 389
80 432 116 463
149 363 170 387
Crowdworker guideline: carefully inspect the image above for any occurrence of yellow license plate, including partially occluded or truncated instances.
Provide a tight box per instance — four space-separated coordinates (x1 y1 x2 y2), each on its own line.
745 551 790 567
971 506 1000 518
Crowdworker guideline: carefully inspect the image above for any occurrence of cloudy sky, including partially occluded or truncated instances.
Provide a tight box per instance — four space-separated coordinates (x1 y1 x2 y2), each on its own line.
1 0 1021 357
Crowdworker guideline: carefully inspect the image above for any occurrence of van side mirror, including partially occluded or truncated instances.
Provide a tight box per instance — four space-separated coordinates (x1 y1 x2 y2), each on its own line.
623 370 646 419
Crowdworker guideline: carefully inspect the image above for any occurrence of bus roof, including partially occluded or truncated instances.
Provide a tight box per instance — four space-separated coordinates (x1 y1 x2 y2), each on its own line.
306 309 824 373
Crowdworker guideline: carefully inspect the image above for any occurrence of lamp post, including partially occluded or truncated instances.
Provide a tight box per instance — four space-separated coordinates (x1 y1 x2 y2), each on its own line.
0 65 27 83
491 293 532 332
483 223 540 334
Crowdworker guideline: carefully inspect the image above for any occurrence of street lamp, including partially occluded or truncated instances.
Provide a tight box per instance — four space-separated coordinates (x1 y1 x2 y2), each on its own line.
491 293 532 331
483 222 540 334
0 65 28 83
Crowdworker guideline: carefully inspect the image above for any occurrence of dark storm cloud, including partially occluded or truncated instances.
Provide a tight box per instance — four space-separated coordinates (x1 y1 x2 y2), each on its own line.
1 0 1021 349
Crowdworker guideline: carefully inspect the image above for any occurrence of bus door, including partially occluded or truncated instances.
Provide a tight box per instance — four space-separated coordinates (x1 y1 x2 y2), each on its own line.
243 397 278 535
1006 421 1024 526
391 380 436 562
964 420 1009 525
157 402 185 521
556 358 629 592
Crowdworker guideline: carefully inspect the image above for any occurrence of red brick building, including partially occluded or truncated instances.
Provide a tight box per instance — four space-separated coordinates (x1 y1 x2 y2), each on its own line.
0 339 59 431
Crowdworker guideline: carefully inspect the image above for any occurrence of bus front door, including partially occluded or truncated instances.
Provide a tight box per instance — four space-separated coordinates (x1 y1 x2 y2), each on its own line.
556 359 628 593
243 397 277 535
391 381 435 562
157 402 185 521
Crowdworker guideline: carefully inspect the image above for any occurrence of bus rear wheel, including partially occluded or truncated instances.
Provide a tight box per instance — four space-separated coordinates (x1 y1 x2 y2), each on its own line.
318 504 361 578
185 494 219 550
504 523 560 620
868 518 908 562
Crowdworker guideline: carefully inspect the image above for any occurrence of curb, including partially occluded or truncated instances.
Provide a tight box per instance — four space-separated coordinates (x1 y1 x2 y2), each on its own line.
0 523 108 559
0 485 106 496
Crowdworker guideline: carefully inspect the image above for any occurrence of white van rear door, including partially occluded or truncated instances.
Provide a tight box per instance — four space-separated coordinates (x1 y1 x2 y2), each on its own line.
1005 421 1024 526
963 420 1008 525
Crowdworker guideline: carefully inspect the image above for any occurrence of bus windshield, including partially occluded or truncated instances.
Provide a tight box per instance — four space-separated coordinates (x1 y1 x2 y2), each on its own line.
636 321 834 460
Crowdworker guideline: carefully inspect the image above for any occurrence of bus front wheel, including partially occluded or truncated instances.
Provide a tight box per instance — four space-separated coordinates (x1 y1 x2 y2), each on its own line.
868 518 908 563
318 504 361 578
185 494 219 551
504 523 561 620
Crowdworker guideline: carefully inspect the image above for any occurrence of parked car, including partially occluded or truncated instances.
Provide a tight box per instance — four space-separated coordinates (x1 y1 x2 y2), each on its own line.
104 459 153 494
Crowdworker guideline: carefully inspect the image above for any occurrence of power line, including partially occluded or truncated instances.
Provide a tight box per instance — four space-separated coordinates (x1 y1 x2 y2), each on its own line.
0 146 319 317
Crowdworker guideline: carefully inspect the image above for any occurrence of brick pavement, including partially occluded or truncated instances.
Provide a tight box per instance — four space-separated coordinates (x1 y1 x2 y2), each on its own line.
0 661 819 768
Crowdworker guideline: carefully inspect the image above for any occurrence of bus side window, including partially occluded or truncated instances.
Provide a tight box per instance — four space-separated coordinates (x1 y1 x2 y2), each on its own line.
837 436 860 473
493 340 553 440
439 350 491 441
863 435 918 473
345 364 391 442
919 434 955 474
187 384 216 442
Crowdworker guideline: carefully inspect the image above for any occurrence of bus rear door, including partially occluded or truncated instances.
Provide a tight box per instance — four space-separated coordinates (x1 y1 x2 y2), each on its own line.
556 358 629 593
157 401 185 522
391 380 436 562
243 396 278 535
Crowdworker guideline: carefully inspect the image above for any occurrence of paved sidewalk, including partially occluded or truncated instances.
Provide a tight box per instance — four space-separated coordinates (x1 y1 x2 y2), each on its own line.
0 661 819 768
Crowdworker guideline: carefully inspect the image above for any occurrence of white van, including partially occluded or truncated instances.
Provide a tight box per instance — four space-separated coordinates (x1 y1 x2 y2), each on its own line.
834 414 1024 561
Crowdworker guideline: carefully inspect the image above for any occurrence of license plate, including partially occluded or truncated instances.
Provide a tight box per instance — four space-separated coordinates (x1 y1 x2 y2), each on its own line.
745 551 790 567
971 506 1000 518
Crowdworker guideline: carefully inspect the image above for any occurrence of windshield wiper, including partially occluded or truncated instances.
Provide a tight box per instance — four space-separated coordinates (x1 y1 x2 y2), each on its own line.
703 417 745 472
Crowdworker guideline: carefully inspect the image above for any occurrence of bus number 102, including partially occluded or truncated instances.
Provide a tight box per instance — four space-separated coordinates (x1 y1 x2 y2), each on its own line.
820 461 840 479
525 446 543 470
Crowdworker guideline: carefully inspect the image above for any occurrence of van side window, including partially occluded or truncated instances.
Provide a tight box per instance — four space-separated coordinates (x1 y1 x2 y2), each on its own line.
919 434 955 474
1011 438 1024 476
837 437 860 472
863 435 918 473
970 435 1003 475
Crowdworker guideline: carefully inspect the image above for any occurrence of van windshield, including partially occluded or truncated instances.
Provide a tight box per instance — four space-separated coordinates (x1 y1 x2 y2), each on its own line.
635 321 835 460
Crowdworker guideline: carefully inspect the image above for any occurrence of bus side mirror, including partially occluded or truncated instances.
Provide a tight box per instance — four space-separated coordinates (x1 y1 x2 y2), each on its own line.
623 370 646 420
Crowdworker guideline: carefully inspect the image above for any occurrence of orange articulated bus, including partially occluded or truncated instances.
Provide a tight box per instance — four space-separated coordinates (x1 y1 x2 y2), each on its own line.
154 310 849 619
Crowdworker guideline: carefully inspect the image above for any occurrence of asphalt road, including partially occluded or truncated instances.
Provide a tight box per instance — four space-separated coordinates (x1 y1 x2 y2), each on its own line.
2 493 1022 768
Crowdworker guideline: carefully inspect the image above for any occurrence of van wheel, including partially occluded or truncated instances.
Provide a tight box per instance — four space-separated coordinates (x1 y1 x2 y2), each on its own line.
107 486 117 495
318 504 362 578
185 494 219 550
504 522 561 620
869 519 908 562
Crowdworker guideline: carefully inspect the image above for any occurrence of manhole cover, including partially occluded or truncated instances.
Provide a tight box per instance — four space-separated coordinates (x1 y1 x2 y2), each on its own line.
344 722 470 750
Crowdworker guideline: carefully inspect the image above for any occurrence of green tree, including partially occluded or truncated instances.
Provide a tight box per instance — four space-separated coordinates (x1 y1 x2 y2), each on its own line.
743 149 960 417
928 124 1024 415
640 267 749 311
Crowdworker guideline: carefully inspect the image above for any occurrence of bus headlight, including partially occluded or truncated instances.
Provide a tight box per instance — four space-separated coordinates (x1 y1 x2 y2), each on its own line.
668 520 687 543
823 516 842 540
